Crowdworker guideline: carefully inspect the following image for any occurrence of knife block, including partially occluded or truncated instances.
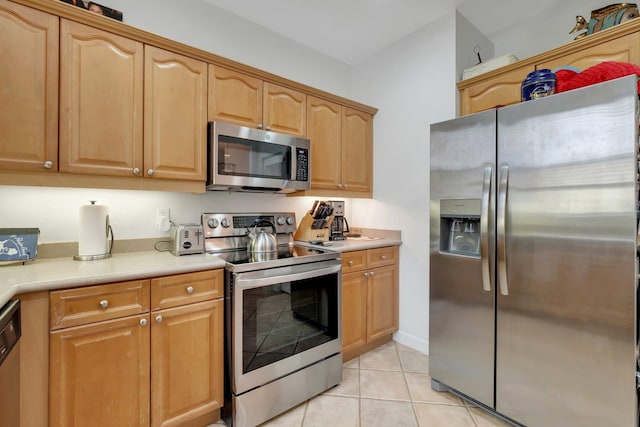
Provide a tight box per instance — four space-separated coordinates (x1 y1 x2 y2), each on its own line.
294 213 334 242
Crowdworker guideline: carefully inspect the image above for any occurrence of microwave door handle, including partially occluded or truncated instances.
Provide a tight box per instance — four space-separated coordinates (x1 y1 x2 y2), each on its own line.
497 165 509 296
480 166 492 292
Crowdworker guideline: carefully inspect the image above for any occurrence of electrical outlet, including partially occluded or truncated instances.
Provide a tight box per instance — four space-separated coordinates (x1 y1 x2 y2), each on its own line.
157 208 171 231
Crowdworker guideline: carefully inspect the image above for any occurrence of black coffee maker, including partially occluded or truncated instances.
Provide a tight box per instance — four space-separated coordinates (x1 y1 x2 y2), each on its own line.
328 200 349 241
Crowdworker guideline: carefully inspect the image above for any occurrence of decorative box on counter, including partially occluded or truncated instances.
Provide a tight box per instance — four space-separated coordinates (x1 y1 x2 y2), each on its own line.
0 228 40 264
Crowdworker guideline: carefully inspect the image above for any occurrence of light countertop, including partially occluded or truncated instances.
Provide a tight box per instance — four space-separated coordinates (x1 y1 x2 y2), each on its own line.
0 251 226 308
1 233 401 308
296 236 402 252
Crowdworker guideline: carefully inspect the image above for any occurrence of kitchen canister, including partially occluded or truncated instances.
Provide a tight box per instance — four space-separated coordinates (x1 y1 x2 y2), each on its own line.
521 69 557 101
74 201 114 261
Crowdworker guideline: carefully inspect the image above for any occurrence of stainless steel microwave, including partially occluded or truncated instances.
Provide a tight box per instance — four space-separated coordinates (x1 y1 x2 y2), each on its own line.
207 122 310 193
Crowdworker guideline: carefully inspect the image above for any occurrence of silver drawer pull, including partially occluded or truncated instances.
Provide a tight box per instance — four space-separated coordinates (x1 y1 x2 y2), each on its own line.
348 260 354 266
381 255 388 260
99 300 109 309
186 286 194 294
140 318 147 326
369 271 375 276
364 272 369 277
155 315 163 323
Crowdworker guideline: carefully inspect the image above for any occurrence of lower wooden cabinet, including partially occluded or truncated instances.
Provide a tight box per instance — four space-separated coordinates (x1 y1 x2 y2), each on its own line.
341 246 399 361
49 270 224 427
50 314 151 427
151 299 223 427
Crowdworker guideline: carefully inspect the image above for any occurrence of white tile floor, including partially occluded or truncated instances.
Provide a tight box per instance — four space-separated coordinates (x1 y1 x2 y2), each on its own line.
242 341 514 427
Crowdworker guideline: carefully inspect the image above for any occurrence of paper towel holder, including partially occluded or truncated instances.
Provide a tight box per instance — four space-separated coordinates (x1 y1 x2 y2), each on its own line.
73 201 114 261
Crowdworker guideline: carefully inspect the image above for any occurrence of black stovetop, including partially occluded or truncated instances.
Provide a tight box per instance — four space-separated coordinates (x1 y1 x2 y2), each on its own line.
210 244 339 273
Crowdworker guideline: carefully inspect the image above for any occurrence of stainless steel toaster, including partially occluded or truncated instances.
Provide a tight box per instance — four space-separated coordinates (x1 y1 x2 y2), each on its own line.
170 223 205 256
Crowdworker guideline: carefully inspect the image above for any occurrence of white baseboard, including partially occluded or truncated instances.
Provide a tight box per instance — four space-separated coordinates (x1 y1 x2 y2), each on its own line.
393 330 429 354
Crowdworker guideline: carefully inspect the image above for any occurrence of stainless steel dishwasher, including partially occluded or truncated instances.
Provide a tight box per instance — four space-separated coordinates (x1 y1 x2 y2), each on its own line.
0 299 21 427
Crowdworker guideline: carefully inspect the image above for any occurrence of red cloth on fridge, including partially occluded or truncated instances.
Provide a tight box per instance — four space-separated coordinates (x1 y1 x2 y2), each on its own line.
555 61 640 93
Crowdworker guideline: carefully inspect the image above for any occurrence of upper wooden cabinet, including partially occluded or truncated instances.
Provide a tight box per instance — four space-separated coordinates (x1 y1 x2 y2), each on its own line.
59 19 144 177
263 81 306 136
209 65 262 128
209 65 306 136
0 0 376 193
144 45 207 181
0 0 58 172
341 107 373 193
536 31 640 72
306 96 342 190
59 22 207 182
458 64 533 115
305 96 373 196
459 21 640 116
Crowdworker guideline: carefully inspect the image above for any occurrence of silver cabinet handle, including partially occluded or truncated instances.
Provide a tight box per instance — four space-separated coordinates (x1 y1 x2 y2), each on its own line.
497 165 509 296
343 184 348 189
43 161 53 169
147 169 155 176
257 124 263 129
186 286 194 294
364 272 369 277
266 126 271 131
140 318 147 326
381 255 387 260
480 166 492 292
155 315 163 323
348 260 354 266
99 300 109 309
133 167 140 175
369 271 375 276
338 184 343 189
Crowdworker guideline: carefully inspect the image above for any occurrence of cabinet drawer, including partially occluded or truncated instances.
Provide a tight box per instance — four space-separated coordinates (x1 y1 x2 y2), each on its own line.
367 246 398 269
341 250 367 273
50 280 150 330
151 270 223 310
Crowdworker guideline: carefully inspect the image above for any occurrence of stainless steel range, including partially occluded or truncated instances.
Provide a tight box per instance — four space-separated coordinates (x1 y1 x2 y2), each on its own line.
202 212 343 427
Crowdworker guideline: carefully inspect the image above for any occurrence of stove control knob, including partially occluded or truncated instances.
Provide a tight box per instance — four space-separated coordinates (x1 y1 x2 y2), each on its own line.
207 217 219 229
286 216 295 225
220 218 230 228
276 216 285 226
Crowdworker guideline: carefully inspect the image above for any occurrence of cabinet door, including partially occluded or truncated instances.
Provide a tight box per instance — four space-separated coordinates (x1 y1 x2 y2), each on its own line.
151 299 223 427
341 271 367 354
367 265 398 343
0 0 58 172
144 46 207 181
341 107 372 193
208 65 262 128
459 65 532 115
59 19 143 176
263 82 306 136
307 95 341 191
50 314 151 427
537 32 640 72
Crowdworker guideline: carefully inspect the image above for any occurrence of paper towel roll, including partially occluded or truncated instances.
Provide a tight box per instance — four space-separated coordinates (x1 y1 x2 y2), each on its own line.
78 202 109 257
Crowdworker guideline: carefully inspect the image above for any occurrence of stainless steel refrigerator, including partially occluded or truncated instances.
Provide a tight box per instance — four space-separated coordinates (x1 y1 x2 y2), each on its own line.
429 75 638 427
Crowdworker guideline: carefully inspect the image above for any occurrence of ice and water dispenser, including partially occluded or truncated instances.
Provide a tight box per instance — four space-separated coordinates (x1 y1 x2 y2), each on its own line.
439 199 481 256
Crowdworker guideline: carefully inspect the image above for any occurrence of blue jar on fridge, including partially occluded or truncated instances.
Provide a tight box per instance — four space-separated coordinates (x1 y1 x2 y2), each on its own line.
521 69 556 101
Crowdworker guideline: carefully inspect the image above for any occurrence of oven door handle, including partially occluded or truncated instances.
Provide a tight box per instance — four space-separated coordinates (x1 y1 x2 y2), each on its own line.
234 261 342 290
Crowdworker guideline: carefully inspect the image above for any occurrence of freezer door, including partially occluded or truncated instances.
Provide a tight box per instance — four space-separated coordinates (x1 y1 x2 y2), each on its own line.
429 109 496 408
496 76 638 426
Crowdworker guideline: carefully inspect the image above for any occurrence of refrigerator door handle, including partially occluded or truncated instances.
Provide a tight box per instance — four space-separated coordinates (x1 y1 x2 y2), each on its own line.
481 166 492 292
497 164 509 296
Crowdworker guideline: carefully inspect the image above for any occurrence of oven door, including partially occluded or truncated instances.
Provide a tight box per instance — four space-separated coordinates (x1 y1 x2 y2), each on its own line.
230 259 342 395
